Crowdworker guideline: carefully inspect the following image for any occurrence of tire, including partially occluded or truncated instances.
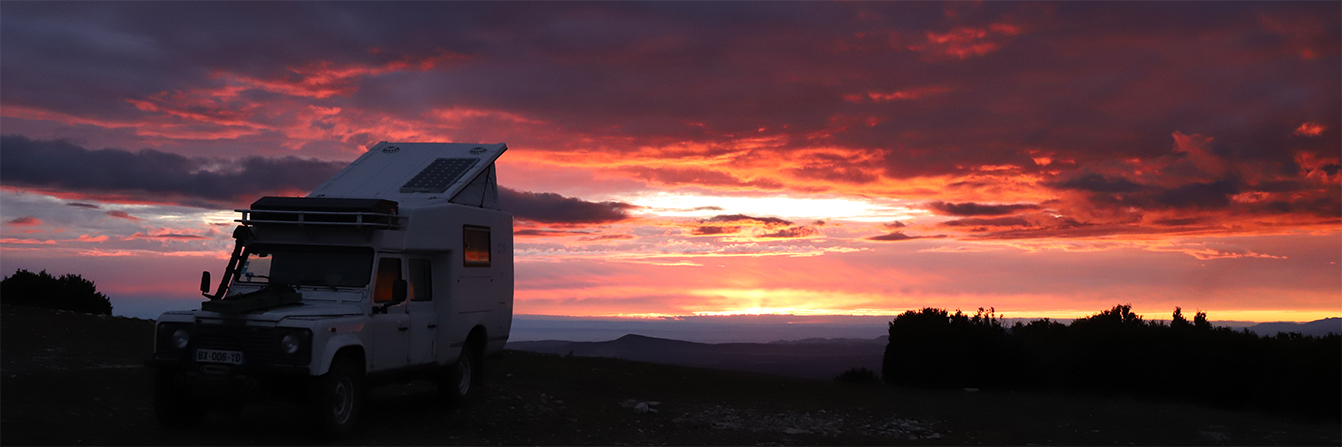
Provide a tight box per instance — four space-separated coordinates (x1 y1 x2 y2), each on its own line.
440 343 479 405
307 354 363 439
152 369 205 429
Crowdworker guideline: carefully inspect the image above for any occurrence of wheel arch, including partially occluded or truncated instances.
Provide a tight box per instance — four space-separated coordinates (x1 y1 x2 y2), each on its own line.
464 325 487 384
315 334 365 375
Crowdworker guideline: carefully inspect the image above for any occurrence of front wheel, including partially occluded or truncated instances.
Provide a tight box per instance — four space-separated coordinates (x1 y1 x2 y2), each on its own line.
152 369 205 429
307 354 363 438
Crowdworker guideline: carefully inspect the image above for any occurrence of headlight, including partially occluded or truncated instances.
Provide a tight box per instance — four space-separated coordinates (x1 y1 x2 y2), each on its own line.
280 334 302 355
171 328 191 349
156 323 193 354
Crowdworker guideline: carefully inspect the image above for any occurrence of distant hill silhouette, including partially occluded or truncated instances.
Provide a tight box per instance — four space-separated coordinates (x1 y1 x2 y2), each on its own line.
1245 318 1341 337
507 334 886 380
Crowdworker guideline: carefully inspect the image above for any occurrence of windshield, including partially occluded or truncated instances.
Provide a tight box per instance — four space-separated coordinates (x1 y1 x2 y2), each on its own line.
237 244 374 288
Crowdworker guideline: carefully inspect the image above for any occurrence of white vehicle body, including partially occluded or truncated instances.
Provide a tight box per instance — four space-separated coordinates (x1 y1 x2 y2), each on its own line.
148 142 513 433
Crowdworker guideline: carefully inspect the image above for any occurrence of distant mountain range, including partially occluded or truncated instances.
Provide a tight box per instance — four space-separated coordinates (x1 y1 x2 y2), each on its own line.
1244 318 1341 337
507 334 887 381
507 318 1339 382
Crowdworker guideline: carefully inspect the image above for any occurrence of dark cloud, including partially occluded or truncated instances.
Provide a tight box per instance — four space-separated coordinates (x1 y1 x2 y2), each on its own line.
65 202 100 209
577 234 636 242
1154 179 1241 210
498 187 636 224
869 230 944 241
927 201 1040 216
1249 194 1342 218
104 210 139 221
691 226 738 236
869 230 912 241
883 221 907 229
690 214 818 238
515 229 567 237
1151 217 1205 226
514 228 592 237
1051 173 1145 193
5 216 41 226
941 217 1033 228
705 214 792 226
759 226 818 239
0 135 344 207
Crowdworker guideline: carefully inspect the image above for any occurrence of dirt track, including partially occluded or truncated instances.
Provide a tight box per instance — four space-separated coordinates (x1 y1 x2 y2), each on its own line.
3 305 1339 446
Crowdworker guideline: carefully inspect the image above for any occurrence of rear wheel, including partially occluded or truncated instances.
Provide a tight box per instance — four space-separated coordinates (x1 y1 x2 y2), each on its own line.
308 354 363 438
152 369 205 429
440 343 479 404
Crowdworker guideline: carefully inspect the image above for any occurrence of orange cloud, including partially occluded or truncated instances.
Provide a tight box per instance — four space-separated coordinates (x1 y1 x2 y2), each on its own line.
73 234 109 243
1295 122 1325 137
846 86 951 103
216 51 470 99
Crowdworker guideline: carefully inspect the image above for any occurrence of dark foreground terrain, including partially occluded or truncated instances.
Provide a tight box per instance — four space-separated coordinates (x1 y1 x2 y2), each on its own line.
2 305 1338 446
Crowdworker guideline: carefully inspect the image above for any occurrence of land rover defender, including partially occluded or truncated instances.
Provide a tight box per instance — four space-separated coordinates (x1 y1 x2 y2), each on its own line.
146 142 513 436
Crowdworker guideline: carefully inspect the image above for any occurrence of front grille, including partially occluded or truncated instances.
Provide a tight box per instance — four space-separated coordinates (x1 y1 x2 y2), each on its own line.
193 325 304 366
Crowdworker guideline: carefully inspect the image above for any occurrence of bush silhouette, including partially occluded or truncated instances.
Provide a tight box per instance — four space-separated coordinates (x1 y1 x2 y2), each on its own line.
882 304 1340 419
834 367 880 384
882 307 1016 388
1 269 113 315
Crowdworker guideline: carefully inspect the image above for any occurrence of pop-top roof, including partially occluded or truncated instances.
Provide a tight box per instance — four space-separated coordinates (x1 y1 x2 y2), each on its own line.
307 142 506 208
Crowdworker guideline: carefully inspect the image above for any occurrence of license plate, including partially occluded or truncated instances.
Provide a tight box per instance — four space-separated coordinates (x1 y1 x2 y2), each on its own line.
195 348 245 365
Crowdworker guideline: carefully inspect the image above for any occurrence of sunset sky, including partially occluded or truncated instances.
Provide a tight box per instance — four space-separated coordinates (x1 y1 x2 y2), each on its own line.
1 2 1338 322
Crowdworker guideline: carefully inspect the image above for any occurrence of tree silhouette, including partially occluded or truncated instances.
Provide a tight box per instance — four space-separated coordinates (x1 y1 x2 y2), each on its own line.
1170 306 1191 329
882 304 1340 419
1 269 113 315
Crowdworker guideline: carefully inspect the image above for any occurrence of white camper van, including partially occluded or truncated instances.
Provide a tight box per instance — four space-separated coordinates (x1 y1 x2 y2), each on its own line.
147 142 513 436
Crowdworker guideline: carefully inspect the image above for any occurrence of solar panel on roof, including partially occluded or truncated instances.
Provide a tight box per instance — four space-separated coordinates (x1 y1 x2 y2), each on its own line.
400 158 479 193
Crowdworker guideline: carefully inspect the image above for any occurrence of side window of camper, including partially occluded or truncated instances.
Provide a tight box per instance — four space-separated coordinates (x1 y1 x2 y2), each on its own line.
373 257 402 303
464 225 491 267
409 259 432 302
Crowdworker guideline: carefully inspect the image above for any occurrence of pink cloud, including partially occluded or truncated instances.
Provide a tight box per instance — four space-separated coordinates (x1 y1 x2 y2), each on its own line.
125 232 210 241
5 216 42 226
0 238 56 245
909 23 1022 59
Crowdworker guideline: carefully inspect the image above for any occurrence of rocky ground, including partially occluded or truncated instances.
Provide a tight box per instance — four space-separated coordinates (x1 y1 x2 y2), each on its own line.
2 304 1339 446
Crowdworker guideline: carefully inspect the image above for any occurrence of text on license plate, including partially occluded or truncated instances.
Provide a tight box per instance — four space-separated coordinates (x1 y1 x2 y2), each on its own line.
195 348 244 365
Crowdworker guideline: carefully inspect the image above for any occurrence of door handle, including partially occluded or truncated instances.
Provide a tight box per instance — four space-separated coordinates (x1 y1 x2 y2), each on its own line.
427 324 437 329
398 326 409 332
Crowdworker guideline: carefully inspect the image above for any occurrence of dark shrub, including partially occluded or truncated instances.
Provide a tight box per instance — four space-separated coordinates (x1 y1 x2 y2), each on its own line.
834 367 880 384
1 269 113 315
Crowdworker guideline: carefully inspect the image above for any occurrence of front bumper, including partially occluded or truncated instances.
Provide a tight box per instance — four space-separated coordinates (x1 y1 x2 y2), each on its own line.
146 357 309 375
147 357 310 401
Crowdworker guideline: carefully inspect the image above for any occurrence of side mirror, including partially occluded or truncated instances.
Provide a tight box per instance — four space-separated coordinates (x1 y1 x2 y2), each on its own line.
200 271 212 295
391 279 408 305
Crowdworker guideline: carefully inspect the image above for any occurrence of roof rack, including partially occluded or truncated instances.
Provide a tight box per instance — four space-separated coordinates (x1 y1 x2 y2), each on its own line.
235 208 405 229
